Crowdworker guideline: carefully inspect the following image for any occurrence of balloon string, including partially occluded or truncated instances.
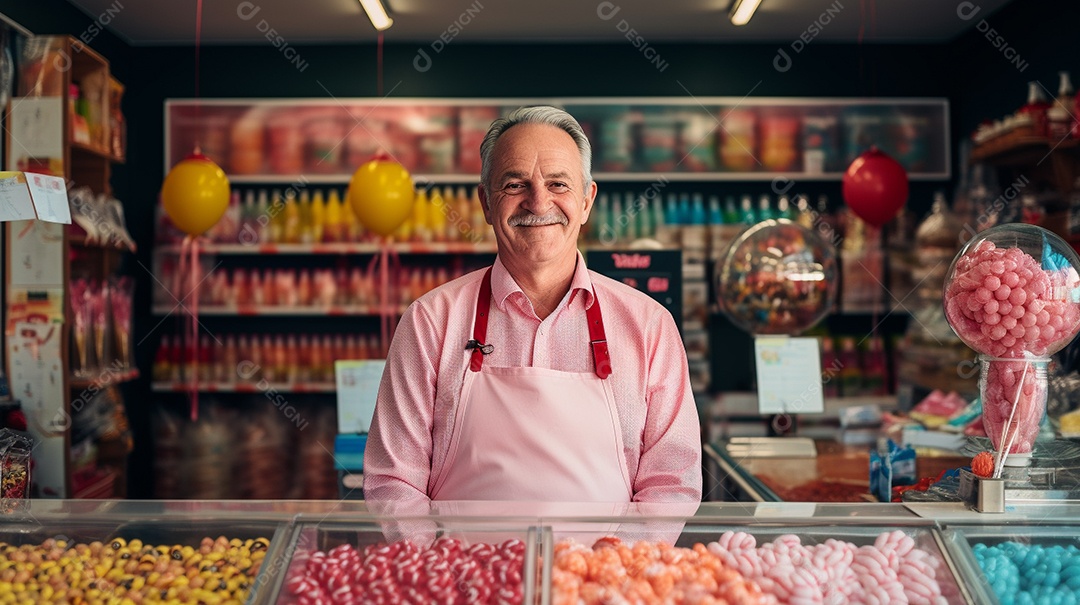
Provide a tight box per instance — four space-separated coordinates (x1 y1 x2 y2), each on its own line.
194 0 203 123
190 236 200 422
377 31 384 97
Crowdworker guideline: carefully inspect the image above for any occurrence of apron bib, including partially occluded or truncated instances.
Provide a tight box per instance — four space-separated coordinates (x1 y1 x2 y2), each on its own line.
430 268 632 503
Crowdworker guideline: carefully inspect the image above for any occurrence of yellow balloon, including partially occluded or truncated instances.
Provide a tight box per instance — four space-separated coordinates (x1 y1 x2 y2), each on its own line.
160 154 231 236
348 158 415 236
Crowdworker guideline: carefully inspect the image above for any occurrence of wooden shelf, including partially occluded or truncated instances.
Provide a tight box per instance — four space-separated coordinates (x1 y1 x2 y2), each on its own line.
152 304 407 317
70 140 124 164
971 135 1080 197
155 241 498 255
69 232 136 252
226 171 950 185
70 369 140 390
152 381 336 394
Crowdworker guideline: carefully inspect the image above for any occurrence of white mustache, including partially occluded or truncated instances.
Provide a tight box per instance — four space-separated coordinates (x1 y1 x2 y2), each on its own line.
508 212 568 227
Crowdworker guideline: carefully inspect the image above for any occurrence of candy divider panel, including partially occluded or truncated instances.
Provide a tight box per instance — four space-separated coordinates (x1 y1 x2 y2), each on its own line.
940 526 1080 605
272 520 539 605
544 522 971 605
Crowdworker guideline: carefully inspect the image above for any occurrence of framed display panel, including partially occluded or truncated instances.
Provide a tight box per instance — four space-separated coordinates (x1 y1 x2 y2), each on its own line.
165 97 950 183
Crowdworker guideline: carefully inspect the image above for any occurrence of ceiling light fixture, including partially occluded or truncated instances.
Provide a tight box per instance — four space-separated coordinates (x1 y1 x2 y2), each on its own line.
359 0 393 31
729 0 763 26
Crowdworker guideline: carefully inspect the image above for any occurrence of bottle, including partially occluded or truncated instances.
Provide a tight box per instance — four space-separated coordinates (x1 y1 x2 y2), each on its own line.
1019 81 1051 138
297 269 312 307
739 194 756 225
757 195 774 221
256 190 270 243
341 190 361 242
777 194 792 220
412 188 430 243
269 189 285 243
658 193 679 246
838 337 862 397
238 334 253 381
240 190 257 243
684 193 707 250
636 193 653 242
609 192 623 245
298 334 312 382
282 190 301 244
596 191 613 243
429 188 448 243
471 187 489 242
454 186 470 242
795 194 814 229
250 270 264 306
821 337 839 398
863 336 888 396
677 193 691 227
153 335 171 382
324 190 344 243
286 335 299 383
723 196 739 224
623 191 640 241
1049 71 1075 140
298 189 313 244
222 335 238 384
650 193 666 241
310 189 326 243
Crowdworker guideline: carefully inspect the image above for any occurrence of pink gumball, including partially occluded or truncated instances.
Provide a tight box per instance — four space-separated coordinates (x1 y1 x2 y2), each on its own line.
999 301 1013 315
983 275 1001 290
994 285 1012 301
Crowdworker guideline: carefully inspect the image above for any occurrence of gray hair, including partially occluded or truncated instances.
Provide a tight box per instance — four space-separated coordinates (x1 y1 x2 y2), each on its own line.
479 106 593 194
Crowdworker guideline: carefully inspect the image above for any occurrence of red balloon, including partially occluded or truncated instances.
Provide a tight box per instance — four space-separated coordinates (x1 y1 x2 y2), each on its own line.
842 147 909 228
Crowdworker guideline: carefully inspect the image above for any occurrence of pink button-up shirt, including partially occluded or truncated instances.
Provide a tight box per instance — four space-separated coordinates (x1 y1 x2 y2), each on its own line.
364 252 702 503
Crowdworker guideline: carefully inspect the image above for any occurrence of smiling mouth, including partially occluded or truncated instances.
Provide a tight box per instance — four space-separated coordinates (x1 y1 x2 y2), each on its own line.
508 214 568 227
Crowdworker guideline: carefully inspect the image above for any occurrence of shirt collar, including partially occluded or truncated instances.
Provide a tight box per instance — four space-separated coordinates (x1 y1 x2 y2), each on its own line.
490 250 595 314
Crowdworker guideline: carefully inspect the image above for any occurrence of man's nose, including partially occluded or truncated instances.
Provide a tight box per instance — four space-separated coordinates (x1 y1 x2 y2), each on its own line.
520 182 555 214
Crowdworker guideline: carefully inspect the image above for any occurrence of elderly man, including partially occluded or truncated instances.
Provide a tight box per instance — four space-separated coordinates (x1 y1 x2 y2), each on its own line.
364 106 701 503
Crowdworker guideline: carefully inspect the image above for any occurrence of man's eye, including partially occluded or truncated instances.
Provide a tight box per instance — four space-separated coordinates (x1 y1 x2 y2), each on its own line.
503 183 525 191
549 182 569 191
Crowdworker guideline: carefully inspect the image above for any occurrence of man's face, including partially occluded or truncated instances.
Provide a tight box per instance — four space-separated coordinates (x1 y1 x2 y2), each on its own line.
479 123 596 268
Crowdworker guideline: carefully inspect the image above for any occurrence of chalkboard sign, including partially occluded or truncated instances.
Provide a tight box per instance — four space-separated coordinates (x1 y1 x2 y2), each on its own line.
586 249 683 333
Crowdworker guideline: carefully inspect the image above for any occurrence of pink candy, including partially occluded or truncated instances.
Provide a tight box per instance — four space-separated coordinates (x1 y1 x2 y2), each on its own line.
707 530 950 604
982 360 1046 454
944 241 1080 358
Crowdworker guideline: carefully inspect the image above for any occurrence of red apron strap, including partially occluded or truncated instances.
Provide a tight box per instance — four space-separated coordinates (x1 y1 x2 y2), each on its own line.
471 268 611 379
469 268 494 372
586 288 612 379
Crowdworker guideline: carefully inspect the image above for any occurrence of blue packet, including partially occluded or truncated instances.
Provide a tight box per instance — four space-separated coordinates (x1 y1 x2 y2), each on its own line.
889 439 917 487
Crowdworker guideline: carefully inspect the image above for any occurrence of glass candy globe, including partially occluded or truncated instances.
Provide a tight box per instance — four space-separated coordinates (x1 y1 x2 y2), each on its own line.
943 224 1080 465
943 223 1080 359
717 219 838 336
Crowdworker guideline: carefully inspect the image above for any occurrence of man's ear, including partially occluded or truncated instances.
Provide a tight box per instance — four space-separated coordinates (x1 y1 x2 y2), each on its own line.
581 181 598 225
478 185 493 226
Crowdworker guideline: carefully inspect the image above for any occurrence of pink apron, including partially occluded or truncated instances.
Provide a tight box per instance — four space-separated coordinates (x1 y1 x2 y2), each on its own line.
429 268 632 502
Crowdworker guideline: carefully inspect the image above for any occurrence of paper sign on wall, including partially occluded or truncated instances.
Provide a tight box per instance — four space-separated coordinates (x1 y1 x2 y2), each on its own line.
335 360 386 434
7 321 67 497
754 336 824 415
0 172 71 224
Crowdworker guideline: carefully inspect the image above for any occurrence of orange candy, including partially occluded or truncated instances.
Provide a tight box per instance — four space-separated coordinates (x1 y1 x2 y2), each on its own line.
972 451 995 478
552 538 767 605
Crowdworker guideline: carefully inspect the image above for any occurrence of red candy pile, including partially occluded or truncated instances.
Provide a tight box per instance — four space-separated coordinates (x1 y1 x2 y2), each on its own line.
283 537 526 605
944 241 1080 358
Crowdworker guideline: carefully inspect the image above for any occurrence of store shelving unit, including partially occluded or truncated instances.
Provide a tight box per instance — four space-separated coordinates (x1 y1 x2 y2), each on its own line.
4 35 131 499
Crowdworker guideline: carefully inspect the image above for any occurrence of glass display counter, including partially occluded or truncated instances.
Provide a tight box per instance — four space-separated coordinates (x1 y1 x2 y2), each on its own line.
704 438 971 503
3 500 1080 604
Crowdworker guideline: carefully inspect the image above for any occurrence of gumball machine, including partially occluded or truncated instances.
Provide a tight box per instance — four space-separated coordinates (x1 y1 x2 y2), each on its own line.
943 224 1080 473
717 219 839 435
